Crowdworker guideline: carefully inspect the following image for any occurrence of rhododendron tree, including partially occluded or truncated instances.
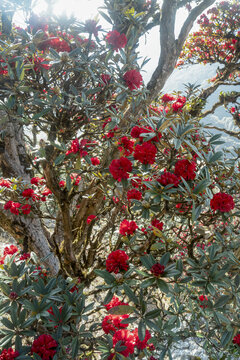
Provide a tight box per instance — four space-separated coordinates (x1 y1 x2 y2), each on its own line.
0 0 240 359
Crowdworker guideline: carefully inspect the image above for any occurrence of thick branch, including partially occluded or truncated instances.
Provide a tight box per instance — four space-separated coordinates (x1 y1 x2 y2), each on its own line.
147 0 216 101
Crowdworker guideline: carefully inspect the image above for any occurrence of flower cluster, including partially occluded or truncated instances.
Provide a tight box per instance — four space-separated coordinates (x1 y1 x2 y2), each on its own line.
106 30 127 51
0 348 19 360
157 171 179 187
123 70 143 91
127 189 142 201
174 159 196 181
134 142 157 164
106 250 129 273
31 334 57 360
199 295 208 308
233 333 240 346
119 220 138 236
150 263 165 277
102 314 129 334
109 157 132 181
210 192 235 213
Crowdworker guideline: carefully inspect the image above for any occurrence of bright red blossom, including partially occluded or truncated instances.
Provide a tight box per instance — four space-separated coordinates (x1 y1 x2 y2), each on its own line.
102 314 129 334
4 201 21 215
133 328 151 350
87 215 97 224
210 192 235 212
21 204 31 215
109 157 132 181
174 159 196 181
106 250 129 274
157 171 179 187
106 30 127 51
104 296 129 311
150 263 165 277
161 93 175 102
112 330 136 357
31 334 57 360
0 348 19 360
118 136 134 156
151 219 163 231
119 219 138 236
199 295 208 308
233 333 240 346
0 179 11 188
91 157 100 165
134 142 157 164
127 189 142 201
123 70 143 91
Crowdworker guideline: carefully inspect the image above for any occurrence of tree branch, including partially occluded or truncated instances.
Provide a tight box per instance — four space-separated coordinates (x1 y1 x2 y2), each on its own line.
147 0 216 102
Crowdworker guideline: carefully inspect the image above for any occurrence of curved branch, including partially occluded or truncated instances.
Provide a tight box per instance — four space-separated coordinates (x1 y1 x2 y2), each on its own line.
147 0 216 102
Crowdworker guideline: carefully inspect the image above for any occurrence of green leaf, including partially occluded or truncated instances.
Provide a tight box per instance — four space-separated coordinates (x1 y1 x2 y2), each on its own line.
94 270 115 284
193 179 210 194
140 278 155 288
221 330 233 347
98 10 113 24
208 151 222 164
160 252 170 266
156 279 169 294
145 309 161 319
54 153 65 166
138 319 146 341
214 295 230 309
123 284 139 305
108 305 135 315
71 336 79 357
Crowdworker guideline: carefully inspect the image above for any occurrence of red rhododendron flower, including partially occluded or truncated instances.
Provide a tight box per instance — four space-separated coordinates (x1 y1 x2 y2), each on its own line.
133 328 151 350
31 177 45 186
130 125 161 143
199 295 208 308
150 263 165 277
87 215 97 224
134 142 157 164
0 178 11 188
118 136 134 156
21 204 31 215
119 219 138 236
104 296 129 311
41 188 52 196
3 245 19 256
102 314 129 334
157 171 179 187
4 201 21 215
106 250 129 273
31 334 57 360
19 253 31 261
109 157 132 182
174 159 196 181
101 74 111 85
172 96 186 112
210 192 235 213
0 348 19 360
127 189 142 201
0 245 19 265
161 93 175 102
70 174 82 186
233 333 240 346
151 219 163 231
112 330 136 357
59 180 66 187
123 70 143 91
91 157 100 165
106 30 127 51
